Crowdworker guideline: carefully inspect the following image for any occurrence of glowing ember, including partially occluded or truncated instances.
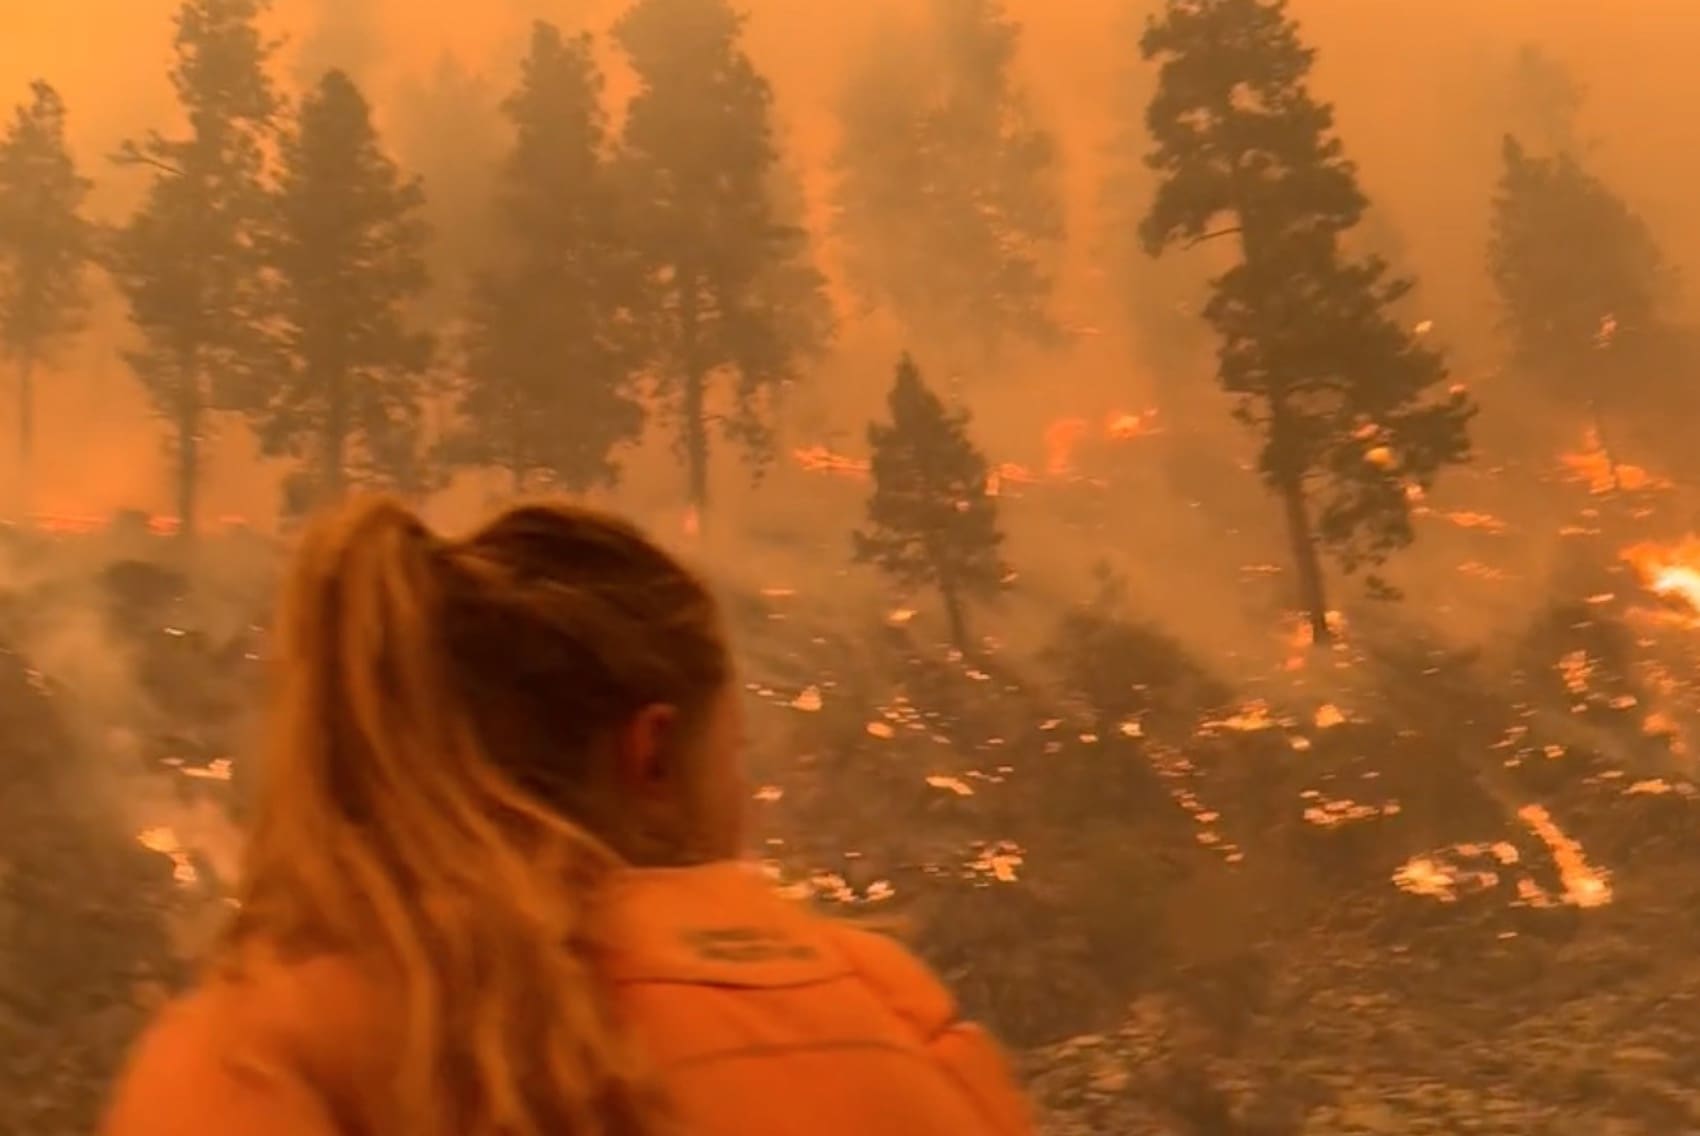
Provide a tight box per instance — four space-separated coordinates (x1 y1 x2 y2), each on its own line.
1392 841 1520 903
1517 804 1611 908
1104 409 1157 440
1444 511 1508 533
969 840 1024 883
1302 793 1400 828
1205 700 1278 733
925 775 975 796
136 826 198 887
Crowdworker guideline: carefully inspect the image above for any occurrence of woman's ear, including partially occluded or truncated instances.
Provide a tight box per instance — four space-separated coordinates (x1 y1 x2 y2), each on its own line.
615 703 680 791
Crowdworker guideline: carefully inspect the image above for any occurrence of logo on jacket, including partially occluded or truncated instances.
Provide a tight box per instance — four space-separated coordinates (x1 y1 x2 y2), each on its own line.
681 926 820 963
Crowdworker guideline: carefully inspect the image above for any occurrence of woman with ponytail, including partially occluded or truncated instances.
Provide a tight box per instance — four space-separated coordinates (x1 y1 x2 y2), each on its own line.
103 496 1032 1136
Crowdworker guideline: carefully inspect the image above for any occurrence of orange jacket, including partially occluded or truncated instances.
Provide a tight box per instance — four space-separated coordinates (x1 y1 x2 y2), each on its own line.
103 861 1034 1136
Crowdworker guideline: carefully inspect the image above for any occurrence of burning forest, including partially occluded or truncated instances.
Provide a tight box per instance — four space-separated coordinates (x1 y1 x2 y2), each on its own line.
9 0 1700 1133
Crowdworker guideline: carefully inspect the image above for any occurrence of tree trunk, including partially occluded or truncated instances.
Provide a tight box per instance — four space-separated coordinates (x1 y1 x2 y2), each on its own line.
682 370 708 517
510 407 525 496
940 578 969 654
1589 399 1621 492
16 355 32 519
1279 477 1331 646
679 270 709 519
176 359 200 544
322 368 347 507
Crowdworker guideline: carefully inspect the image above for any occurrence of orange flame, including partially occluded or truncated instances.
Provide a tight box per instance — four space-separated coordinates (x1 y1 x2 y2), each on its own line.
1043 417 1090 476
1623 538 1700 613
1560 429 1670 495
791 445 868 478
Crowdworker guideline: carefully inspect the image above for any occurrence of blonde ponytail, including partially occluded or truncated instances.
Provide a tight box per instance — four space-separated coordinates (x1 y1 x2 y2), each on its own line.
224 496 724 1136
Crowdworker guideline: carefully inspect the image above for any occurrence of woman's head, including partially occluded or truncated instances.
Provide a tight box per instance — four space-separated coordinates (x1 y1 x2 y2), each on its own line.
228 495 743 1136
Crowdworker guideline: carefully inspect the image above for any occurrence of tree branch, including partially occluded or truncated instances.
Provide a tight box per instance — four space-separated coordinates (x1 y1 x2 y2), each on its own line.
109 139 182 178
1185 226 1242 249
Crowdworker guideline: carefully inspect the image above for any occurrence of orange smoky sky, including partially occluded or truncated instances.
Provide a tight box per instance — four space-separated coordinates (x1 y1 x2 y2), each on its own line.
2 0 1699 522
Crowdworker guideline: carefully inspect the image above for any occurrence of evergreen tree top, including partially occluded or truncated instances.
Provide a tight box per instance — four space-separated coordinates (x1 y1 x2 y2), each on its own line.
1140 0 1364 256
616 0 748 74
275 69 428 321
495 23 609 237
615 0 784 257
860 352 1005 592
0 80 92 364
1490 133 1668 370
508 21 604 140
878 353 986 479
168 0 279 126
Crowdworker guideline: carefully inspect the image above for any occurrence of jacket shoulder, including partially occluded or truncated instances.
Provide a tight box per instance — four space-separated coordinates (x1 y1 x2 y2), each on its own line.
823 923 958 1037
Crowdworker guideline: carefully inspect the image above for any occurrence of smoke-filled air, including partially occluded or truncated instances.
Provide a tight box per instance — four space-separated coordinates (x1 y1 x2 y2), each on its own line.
8 0 1700 1131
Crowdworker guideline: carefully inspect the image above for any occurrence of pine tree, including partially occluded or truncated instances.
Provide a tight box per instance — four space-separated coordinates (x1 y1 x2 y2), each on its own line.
448 21 643 494
1488 135 1666 469
854 353 1008 651
614 0 831 518
1141 0 1474 643
110 0 279 540
0 81 92 505
260 69 433 509
833 0 1062 359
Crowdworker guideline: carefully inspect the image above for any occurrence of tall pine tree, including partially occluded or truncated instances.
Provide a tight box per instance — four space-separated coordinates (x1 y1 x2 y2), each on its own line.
261 69 433 510
448 21 642 494
1489 135 1667 468
110 0 279 540
615 0 830 519
1141 0 1474 643
855 353 1008 652
0 81 92 505
833 0 1062 360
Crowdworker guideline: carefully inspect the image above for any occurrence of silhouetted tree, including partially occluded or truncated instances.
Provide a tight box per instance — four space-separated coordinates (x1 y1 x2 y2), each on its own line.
614 0 830 519
0 81 92 502
1141 0 1474 643
261 69 433 508
833 0 1061 359
448 22 642 494
110 0 279 540
1489 135 1668 472
855 353 1007 651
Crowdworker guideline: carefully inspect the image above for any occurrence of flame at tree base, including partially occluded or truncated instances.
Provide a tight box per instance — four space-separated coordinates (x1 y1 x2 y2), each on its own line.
1623 538 1700 616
